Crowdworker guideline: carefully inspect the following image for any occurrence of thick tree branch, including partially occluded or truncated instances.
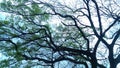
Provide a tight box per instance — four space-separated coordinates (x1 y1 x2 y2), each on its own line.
92 0 103 35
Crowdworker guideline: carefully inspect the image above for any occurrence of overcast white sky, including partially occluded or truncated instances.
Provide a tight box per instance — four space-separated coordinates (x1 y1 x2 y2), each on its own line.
0 0 120 68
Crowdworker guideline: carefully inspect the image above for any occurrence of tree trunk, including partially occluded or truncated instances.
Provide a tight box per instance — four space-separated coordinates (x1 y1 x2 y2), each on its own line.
108 47 117 68
91 56 97 68
109 62 117 68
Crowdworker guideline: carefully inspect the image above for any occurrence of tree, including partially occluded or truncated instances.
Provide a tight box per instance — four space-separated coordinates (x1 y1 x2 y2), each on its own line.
0 0 120 68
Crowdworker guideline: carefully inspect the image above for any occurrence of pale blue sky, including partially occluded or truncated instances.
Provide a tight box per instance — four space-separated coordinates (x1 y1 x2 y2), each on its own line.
0 0 120 68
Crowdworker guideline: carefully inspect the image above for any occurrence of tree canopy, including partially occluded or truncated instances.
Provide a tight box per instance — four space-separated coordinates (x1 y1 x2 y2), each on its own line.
0 0 120 68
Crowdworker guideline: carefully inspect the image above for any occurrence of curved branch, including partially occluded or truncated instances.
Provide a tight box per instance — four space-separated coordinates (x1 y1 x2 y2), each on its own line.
92 0 103 35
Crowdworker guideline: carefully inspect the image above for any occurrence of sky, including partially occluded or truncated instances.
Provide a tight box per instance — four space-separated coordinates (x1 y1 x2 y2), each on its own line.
0 0 120 68
0 5 4 68
0 0 2 2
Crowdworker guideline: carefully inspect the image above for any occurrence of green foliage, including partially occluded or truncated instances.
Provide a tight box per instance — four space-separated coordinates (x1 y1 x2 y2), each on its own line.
31 4 42 14
0 59 9 68
0 3 6 9
0 0 88 68
3 20 9 24
15 54 24 61
75 55 86 62
41 14 50 21
16 0 28 3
